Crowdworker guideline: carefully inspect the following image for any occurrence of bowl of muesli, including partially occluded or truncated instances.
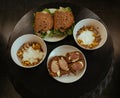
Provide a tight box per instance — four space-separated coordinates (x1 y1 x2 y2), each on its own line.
11 34 47 68
73 18 108 50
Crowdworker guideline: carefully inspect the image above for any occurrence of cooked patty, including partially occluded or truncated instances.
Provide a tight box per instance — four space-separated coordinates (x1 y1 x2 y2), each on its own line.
54 10 74 32
34 12 53 32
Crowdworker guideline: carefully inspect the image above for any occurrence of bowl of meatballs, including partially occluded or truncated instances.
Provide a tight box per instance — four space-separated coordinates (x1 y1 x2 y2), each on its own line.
47 45 87 83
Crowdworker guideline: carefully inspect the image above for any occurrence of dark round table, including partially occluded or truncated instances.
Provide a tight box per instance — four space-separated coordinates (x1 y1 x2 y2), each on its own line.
6 2 114 98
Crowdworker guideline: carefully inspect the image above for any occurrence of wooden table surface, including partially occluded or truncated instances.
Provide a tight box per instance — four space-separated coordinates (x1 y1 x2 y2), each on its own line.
0 0 120 98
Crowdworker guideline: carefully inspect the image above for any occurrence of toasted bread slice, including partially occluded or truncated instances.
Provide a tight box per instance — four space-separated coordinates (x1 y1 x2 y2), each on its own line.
54 8 74 32
34 12 53 33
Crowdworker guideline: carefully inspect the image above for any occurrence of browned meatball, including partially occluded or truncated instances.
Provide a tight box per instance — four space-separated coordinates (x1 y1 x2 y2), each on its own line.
48 56 60 77
48 56 70 77
66 51 83 63
54 10 74 32
69 61 85 74
34 12 53 33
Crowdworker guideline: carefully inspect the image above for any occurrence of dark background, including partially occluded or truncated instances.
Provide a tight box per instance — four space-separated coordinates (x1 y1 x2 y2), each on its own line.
0 0 120 98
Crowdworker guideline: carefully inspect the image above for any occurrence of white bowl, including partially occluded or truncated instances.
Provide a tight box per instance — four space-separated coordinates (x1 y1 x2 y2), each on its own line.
73 18 108 50
47 45 87 83
11 34 47 68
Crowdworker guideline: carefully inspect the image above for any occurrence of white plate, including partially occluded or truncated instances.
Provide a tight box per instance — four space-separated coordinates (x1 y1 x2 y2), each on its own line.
47 45 87 83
